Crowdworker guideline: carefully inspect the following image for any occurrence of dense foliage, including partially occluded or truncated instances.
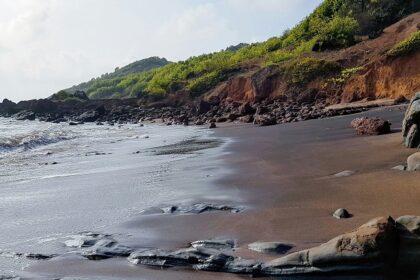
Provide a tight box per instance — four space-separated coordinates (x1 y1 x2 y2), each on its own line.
387 31 420 57
60 0 417 100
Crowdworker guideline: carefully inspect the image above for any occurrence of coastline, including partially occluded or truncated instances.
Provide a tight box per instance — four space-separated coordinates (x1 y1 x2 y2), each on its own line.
9 104 420 279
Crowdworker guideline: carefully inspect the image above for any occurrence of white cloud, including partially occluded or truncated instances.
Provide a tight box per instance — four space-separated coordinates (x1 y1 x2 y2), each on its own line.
0 0 322 101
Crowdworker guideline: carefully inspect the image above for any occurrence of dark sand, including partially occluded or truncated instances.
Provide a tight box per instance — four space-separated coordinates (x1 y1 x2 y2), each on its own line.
30 105 420 279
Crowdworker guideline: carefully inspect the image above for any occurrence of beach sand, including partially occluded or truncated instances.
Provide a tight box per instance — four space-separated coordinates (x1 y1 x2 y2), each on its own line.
29 105 420 279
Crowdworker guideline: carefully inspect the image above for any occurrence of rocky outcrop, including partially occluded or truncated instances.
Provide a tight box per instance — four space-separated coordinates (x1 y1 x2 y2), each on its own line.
261 217 398 275
350 117 391 135
403 92 420 148
15 216 420 278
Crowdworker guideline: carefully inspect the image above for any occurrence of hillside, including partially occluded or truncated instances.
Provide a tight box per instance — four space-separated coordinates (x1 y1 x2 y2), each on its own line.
63 56 170 98
57 0 420 105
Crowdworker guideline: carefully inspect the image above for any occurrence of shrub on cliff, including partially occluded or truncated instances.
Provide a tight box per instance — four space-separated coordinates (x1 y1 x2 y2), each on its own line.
283 57 341 85
387 31 420 57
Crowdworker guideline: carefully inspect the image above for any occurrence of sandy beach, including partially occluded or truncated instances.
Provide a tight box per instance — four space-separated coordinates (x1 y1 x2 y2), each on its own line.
18 104 418 280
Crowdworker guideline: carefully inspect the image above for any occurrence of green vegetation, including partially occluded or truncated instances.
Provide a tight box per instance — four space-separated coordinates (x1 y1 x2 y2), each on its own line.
387 31 420 57
329 66 364 84
283 57 341 85
61 0 417 100
50 90 85 102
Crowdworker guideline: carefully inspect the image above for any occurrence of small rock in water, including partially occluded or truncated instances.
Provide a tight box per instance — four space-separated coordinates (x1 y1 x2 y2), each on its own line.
191 239 235 250
248 242 294 254
333 208 352 219
160 203 242 214
64 232 111 248
24 253 56 260
209 123 216 129
333 170 355 177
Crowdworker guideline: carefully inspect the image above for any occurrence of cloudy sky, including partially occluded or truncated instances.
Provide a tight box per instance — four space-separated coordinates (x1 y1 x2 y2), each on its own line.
0 0 322 101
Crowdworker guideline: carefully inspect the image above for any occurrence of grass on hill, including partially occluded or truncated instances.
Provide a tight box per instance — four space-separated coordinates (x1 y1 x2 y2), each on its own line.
58 0 417 100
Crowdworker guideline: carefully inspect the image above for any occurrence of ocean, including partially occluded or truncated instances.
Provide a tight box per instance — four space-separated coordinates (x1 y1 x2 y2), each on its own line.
0 118 232 277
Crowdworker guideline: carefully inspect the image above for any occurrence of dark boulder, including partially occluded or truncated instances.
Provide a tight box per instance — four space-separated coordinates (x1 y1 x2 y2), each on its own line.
76 111 100 122
403 92 420 148
238 102 255 116
350 117 391 135
196 100 212 115
13 110 36 121
73 90 89 100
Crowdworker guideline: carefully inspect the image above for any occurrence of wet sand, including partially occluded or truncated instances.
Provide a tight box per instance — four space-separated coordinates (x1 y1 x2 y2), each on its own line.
29 105 420 279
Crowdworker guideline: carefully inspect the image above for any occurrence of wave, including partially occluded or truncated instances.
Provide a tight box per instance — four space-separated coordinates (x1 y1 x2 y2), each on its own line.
0 130 71 153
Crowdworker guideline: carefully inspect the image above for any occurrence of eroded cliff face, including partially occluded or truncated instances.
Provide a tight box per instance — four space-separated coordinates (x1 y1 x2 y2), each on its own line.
203 13 420 106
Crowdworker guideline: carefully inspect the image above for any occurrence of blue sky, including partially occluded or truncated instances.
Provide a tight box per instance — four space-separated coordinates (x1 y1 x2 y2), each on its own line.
0 0 322 101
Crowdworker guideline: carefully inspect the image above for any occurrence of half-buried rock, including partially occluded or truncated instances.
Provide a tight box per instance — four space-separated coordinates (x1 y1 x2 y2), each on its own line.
248 242 294 254
406 152 420 171
350 117 391 136
333 208 351 219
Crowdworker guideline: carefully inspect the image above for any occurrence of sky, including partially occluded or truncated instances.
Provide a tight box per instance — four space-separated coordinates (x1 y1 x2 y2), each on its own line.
0 0 322 101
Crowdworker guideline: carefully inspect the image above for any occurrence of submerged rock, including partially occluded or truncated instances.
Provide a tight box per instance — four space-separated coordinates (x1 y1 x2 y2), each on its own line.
333 170 355 177
161 203 242 214
24 253 56 260
248 242 294 254
13 110 36 121
350 117 391 136
191 239 235 250
83 239 132 260
128 247 233 269
64 232 132 260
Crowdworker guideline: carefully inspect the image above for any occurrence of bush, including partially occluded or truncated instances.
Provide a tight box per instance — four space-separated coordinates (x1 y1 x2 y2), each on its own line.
315 16 359 50
387 31 420 57
283 57 340 85
186 71 224 96
329 66 364 84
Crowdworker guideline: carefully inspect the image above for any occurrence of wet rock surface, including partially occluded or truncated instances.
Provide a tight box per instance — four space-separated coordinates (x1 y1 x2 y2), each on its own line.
64 232 132 260
10 216 420 278
403 92 420 148
0 95 370 128
350 117 391 135
160 203 242 214
247 242 294 254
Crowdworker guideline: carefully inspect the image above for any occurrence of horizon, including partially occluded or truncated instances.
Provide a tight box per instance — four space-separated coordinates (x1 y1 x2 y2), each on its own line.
0 0 322 102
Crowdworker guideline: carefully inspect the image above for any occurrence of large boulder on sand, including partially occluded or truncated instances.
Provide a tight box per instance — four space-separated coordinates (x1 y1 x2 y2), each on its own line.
395 216 420 271
403 92 420 148
406 152 420 171
261 217 397 275
350 117 391 135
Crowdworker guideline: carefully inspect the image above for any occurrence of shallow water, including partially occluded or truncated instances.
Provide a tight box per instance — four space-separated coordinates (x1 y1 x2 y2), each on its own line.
0 118 234 277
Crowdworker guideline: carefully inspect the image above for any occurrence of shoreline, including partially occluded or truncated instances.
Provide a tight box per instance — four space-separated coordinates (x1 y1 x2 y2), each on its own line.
9 104 420 279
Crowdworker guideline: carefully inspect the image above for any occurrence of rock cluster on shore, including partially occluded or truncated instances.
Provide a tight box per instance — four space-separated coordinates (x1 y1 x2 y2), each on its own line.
0 95 370 128
16 216 420 278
